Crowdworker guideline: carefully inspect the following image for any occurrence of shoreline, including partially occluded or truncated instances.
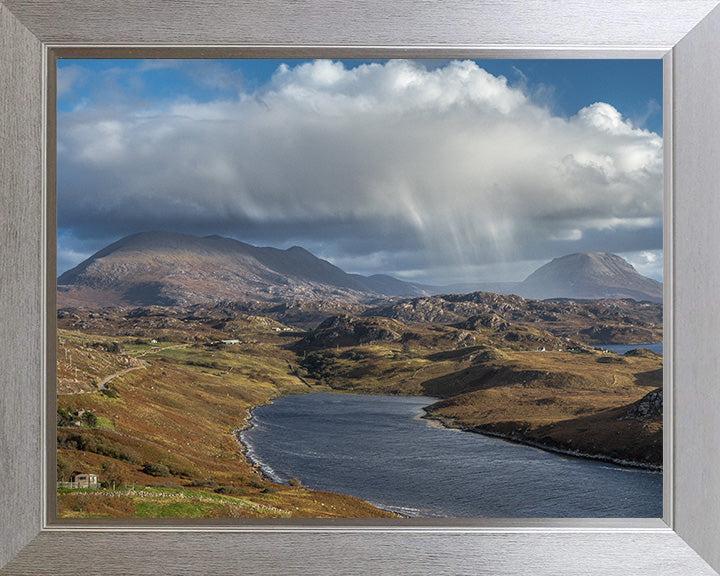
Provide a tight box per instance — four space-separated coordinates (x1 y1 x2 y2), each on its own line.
231 400 279 484
236 391 663 485
231 391 659 519
233 398 411 518
422 410 662 473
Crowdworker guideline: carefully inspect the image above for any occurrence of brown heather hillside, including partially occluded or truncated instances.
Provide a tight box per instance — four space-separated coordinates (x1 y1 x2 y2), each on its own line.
57 331 144 394
56 329 395 519
422 350 663 467
56 303 663 518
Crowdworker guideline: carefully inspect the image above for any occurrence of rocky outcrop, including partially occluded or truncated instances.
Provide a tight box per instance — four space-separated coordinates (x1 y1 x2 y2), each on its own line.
623 387 662 421
367 292 662 345
296 315 403 349
454 313 510 331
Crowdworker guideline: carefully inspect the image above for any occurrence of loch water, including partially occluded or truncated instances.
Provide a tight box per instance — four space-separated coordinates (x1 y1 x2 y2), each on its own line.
240 393 662 518
598 343 663 356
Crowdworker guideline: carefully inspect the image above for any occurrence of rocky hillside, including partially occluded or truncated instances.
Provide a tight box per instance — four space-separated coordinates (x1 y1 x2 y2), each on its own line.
296 315 404 349
57 231 429 308
366 291 662 345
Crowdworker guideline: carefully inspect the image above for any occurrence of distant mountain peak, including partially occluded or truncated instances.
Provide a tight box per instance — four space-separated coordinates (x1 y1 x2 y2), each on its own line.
285 245 315 257
519 252 661 302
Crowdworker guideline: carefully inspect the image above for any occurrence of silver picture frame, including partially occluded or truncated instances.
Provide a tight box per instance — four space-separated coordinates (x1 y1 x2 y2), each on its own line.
2 1 720 574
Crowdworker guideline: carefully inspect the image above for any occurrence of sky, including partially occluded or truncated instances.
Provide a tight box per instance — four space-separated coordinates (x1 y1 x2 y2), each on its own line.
57 58 664 285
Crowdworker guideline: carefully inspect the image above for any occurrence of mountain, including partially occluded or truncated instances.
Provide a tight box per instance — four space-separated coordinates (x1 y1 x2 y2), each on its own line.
57 234 662 309
57 231 431 308
429 253 662 303
516 252 663 302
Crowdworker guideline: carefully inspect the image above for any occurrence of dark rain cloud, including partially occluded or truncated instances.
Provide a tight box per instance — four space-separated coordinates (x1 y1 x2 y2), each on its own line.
57 60 663 282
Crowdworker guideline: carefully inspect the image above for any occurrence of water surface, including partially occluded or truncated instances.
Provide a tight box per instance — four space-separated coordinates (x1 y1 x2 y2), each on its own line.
241 393 661 518
597 343 663 355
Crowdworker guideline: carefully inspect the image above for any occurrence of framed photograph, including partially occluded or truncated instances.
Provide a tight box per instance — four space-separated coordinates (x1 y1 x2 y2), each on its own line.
2 1 720 574
52 55 665 524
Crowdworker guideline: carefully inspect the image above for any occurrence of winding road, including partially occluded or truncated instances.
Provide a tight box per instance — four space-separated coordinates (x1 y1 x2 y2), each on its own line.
61 343 190 395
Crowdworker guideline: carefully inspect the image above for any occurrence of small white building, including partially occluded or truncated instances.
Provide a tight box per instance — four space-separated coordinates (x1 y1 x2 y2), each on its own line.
221 339 240 345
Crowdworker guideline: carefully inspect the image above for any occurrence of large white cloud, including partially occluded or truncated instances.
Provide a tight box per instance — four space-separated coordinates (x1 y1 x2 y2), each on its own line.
57 60 663 283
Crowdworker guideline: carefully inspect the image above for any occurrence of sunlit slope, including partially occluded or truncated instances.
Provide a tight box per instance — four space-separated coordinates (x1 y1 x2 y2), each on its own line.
56 330 395 518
